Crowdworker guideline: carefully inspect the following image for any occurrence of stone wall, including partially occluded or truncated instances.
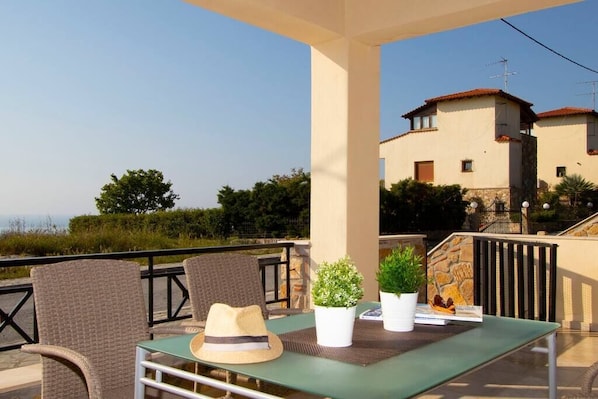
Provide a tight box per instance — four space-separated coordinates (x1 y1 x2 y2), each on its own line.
559 212 598 237
465 187 519 231
279 240 310 310
426 235 474 305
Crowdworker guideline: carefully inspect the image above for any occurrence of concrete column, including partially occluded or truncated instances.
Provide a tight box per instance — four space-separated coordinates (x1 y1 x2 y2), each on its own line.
310 37 380 301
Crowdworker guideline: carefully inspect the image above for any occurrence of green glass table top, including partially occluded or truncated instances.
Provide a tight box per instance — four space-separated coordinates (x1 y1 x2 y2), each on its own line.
139 302 559 399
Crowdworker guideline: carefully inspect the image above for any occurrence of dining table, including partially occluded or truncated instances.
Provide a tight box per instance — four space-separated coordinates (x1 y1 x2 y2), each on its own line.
135 301 559 399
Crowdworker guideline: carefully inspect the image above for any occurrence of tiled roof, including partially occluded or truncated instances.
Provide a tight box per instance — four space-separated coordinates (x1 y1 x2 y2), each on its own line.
425 88 533 107
536 107 598 118
401 88 536 121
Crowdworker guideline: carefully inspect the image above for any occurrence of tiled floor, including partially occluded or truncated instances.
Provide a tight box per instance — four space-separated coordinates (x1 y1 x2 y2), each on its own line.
0 328 596 398
416 329 598 399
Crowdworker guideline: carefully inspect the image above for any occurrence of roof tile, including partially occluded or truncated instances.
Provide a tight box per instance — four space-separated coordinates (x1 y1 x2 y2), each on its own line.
537 107 598 118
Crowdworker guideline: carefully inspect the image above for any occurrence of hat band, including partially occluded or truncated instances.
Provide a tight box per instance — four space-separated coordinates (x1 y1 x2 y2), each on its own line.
203 335 270 352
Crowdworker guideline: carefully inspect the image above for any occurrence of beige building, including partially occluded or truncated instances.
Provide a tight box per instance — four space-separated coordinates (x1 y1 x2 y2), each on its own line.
380 88 539 212
535 107 598 190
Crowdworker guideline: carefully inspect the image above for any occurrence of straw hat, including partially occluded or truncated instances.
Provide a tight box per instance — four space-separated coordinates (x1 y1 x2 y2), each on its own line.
190 303 283 364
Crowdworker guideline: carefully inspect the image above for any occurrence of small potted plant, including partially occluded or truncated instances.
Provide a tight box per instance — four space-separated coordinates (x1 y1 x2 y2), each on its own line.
376 245 428 332
311 255 364 347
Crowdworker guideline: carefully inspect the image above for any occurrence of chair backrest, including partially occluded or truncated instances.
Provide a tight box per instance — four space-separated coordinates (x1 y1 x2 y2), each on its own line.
30 259 149 399
183 253 269 321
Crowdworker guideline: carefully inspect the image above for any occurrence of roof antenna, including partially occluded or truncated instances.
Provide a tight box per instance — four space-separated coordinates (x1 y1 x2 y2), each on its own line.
489 57 517 92
577 81 598 110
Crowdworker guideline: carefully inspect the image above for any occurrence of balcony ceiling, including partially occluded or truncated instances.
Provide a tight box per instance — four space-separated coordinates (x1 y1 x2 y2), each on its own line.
183 0 580 46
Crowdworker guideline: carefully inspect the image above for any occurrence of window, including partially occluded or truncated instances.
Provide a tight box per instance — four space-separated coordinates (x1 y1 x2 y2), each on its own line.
422 116 430 129
495 201 505 213
411 114 437 130
461 160 473 172
415 161 434 182
413 117 421 130
556 166 566 177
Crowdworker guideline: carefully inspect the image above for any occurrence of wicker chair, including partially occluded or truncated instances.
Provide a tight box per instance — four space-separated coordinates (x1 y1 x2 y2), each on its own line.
562 361 598 398
182 252 305 322
20 259 192 399
182 253 306 397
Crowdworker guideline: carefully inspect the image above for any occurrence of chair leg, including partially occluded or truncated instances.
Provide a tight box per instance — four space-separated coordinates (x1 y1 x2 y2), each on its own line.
193 362 200 393
223 371 237 399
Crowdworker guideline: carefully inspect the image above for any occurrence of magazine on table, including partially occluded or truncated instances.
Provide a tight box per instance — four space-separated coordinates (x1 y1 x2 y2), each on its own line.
359 303 483 324
359 306 383 320
359 306 448 325
415 303 483 323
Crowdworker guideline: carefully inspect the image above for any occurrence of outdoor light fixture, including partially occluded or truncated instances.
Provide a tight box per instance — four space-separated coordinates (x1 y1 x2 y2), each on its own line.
521 201 530 208
588 202 594 209
542 203 550 210
470 201 478 210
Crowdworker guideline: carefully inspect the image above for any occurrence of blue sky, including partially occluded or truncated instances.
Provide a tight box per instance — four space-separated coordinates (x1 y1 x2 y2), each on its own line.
1 0 597 218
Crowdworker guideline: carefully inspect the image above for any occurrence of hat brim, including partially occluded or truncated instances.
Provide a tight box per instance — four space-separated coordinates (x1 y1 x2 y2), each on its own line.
190 331 283 364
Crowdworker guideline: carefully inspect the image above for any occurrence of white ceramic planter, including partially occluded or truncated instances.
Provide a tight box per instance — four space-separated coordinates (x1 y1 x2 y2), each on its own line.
314 305 356 347
379 291 418 332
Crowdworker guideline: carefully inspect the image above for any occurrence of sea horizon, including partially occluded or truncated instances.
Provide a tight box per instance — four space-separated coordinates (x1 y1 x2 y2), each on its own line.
0 214 75 233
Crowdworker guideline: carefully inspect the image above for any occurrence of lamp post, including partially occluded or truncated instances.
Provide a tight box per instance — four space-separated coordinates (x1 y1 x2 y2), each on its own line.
521 201 530 234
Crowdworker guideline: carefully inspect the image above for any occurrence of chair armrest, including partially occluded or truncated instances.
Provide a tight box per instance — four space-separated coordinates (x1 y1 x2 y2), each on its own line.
179 319 207 329
150 323 204 336
580 361 598 397
21 343 102 399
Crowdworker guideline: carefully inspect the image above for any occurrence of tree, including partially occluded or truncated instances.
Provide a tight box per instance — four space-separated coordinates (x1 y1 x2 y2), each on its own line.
554 174 596 207
217 169 310 237
217 185 253 237
95 169 179 214
380 178 467 233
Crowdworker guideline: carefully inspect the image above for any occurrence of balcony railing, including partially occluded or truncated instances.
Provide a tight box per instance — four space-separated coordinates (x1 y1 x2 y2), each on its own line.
0 242 293 352
473 236 558 322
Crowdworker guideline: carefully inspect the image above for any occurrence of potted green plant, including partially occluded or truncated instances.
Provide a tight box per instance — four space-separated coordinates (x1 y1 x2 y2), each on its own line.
376 245 428 332
311 255 364 347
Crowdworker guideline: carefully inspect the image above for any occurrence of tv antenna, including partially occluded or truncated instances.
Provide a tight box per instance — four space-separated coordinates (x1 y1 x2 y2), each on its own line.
488 57 517 92
577 81 598 110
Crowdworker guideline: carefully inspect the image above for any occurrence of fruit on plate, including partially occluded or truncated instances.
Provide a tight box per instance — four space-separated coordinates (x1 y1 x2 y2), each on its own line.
429 294 456 314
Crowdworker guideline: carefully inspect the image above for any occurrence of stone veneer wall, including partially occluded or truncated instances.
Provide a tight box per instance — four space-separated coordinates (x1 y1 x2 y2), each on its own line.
426 235 475 305
465 188 512 211
279 240 311 309
559 212 598 237
465 187 518 231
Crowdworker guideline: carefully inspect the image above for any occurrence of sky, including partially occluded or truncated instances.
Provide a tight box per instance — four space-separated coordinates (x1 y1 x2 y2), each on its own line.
1 0 597 219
